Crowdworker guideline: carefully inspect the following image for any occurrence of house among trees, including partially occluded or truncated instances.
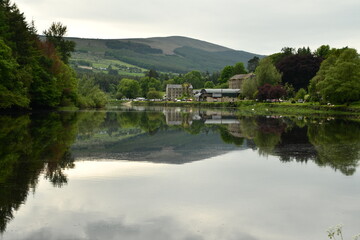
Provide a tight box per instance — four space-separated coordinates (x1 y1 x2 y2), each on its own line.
228 73 256 89
166 84 193 100
198 89 240 102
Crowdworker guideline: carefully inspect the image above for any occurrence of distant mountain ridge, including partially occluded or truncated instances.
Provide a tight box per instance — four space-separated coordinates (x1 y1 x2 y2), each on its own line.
69 36 264 73
129 36 233 54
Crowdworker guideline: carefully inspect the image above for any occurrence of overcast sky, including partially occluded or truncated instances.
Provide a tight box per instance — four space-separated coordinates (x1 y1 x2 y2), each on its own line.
15 0 360 55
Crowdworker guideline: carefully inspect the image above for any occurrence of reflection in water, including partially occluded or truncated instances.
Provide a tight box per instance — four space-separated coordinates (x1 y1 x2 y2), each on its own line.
72 108 360 176
1 107 360 236
308 119 360 175
0 113 77 233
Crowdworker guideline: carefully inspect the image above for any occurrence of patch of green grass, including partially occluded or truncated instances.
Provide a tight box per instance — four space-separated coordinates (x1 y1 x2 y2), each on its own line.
235 101 360 116
71 52 146 77
349 101 360 108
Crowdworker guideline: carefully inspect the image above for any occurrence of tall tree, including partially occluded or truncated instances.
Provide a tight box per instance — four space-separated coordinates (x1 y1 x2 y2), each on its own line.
247 56 260 72
140 77 161 96
77 77 107 108
314 45 331 59
219 65 234 83
204 81 215 88
43 22 75 64
0 39 29 108
281 47 296 56
117 78 141 99
241 77 258 99
276 54 322 91
315 48 360 104
233 62 247 75
145 68 159 79
255 57 282 86
183 70 204 89
297 47 312 55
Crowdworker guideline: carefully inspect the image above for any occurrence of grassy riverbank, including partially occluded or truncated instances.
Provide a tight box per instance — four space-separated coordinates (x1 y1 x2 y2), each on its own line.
130 100 360 115
236 101 360 115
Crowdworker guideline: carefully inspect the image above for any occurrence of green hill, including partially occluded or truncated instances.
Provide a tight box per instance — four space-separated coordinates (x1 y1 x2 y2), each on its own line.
69 36 264 74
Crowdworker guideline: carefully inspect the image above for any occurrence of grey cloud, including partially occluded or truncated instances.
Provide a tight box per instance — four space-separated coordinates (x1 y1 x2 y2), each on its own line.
15 0 360 55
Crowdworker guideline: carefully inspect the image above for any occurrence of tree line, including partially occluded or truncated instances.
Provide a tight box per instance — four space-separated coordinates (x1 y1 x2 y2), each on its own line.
0 1 107 110
3 0 357 106
112 44 359 105
241 46 360 105
112 61 250 99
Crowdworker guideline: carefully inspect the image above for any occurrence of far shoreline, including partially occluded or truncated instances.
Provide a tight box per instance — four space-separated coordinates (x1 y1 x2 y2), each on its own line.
126 100 360 116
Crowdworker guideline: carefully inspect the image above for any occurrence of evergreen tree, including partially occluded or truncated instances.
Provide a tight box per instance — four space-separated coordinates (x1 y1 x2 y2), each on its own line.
0 39 29 108
247 56 260 72
0 2 103 110
43 22 76 64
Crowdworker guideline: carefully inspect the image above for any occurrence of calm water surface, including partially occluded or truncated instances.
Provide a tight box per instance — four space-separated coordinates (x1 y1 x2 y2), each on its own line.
1 107 360 240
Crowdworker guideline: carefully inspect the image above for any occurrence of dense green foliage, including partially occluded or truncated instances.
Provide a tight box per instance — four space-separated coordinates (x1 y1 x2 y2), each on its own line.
314 45 331 58
146 88 162 99
77 77 107 108
241 76 258 99
0 39 29 108
183 71 204 89
219 62 248 84
239 45 359 105
140 77 162 95
255 57 282 86
204 81 215 88
295 88 307 100
0 2 107 110
43 22 76 64
219 66 235 83
116 78 141 99
310 48 360 104
241 57 282 99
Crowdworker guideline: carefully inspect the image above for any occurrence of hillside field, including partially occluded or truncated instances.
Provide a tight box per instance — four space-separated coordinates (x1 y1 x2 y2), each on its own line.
68 36 264 74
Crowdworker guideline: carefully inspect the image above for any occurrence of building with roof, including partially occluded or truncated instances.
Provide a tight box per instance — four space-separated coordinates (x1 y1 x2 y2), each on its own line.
199 89 240 102
166 84 193 100
228 73 256 89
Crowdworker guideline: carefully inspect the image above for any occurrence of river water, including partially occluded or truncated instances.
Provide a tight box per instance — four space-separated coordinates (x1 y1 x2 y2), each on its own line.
0 106 359 240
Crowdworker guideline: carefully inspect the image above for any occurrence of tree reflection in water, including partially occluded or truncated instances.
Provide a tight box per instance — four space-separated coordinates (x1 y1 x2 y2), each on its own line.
1 108 360 233
0 113 78 232
308 119 360 175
